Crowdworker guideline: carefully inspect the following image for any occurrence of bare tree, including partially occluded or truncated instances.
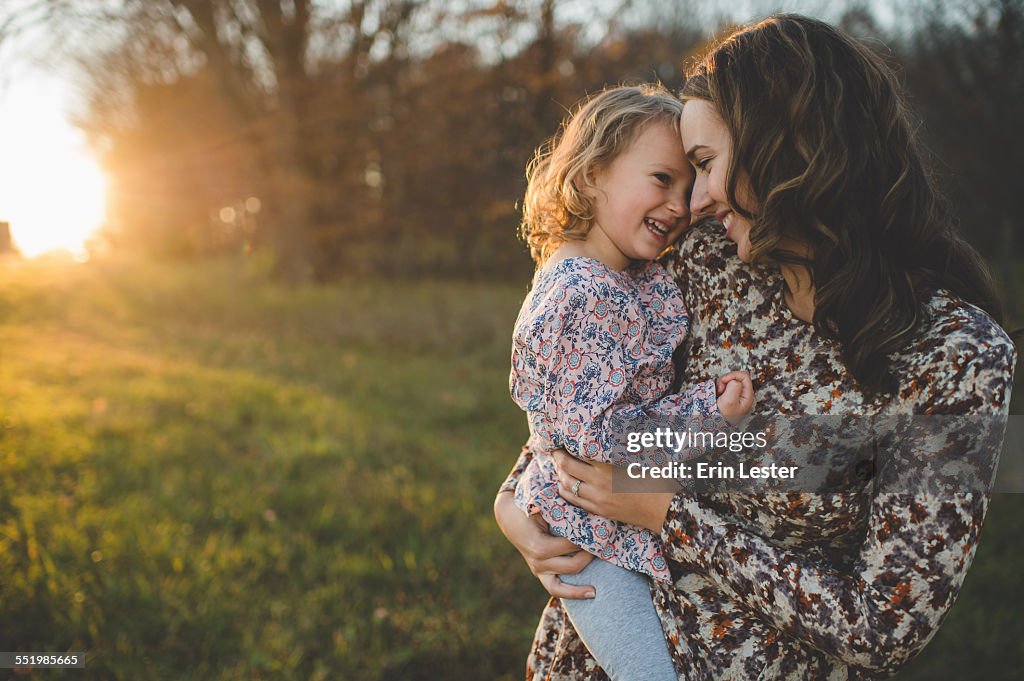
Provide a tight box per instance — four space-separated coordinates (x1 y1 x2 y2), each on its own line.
3 0 433 280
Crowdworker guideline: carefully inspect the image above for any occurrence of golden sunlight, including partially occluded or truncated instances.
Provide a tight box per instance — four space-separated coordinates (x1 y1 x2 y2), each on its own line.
0 74 106 260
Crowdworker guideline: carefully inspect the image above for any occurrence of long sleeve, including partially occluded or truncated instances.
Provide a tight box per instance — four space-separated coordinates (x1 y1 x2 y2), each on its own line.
659 346 1016 675
509 259 723 581
499 445 533 495
511 259 719 466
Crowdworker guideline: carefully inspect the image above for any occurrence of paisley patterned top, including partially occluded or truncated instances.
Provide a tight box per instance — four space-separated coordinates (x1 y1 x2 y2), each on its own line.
500 224 1017 680
510 256 719 581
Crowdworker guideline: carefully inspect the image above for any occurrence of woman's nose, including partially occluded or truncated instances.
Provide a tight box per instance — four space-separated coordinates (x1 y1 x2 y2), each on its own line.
690 175 711 215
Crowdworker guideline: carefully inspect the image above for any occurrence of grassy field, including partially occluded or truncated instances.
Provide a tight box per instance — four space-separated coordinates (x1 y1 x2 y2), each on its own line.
0 255 1020 680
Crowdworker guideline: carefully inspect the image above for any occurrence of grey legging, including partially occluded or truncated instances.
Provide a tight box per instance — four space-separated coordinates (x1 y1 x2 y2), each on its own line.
560 557 678 681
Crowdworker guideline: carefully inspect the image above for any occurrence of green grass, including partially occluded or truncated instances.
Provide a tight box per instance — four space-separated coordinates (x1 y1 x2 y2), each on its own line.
0 254 543 680
0 254 1019 680
895 497 1024 681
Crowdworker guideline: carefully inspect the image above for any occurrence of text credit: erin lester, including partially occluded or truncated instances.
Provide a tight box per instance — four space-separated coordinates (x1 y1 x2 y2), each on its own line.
624 427 798 480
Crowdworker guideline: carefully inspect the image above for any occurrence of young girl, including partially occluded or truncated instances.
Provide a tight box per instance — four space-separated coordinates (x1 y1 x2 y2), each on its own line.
510 85 754 681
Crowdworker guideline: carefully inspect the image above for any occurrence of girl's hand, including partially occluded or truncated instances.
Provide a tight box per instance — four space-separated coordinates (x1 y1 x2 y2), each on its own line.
493 491 596 599
552 449 676 533
716 370 755 425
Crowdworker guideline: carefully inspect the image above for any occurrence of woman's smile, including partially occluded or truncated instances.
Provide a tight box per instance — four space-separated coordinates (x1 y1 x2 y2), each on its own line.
716 210 733 237
680 100 755 262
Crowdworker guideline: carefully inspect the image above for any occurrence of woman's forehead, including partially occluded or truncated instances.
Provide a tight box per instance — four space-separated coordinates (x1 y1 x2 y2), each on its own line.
680 100 728 153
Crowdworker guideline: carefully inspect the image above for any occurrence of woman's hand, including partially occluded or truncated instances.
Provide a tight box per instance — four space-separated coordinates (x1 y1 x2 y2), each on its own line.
552 449 676 533
493 490 596 599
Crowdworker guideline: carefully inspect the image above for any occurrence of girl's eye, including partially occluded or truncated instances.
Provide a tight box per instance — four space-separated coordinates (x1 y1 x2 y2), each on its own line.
654 173 671 184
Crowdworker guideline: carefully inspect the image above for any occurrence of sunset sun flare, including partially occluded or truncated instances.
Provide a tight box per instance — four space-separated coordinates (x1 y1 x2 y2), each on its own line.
0 74 106 260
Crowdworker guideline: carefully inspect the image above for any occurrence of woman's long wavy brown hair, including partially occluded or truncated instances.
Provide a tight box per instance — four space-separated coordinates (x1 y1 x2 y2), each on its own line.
681 14 1005 396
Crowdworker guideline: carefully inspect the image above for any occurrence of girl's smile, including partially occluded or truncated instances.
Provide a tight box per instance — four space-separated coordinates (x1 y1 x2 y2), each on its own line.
582 121 693 270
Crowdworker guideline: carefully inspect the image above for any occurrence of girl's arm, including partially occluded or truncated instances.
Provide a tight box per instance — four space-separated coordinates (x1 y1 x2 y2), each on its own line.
513 262 724 465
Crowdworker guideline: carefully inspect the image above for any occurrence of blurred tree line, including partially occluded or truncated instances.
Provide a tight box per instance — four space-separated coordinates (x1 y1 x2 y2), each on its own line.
2 0 1021 293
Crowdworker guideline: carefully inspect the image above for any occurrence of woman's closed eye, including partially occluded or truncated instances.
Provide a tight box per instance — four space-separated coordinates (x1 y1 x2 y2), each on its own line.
695 157 712 173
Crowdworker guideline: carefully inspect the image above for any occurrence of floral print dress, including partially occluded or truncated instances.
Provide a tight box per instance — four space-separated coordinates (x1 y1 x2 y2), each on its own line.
500 225 1017 680
510 256 719 582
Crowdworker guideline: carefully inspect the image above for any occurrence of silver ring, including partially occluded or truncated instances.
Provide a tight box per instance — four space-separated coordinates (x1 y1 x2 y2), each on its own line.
571 479 582 497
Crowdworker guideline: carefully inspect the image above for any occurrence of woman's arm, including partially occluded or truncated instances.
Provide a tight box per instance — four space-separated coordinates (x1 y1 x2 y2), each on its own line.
495 446 595 598
557 349 1015 675
659 488 985 675
557 440 994 674
551 451 674 533
493 488 595 599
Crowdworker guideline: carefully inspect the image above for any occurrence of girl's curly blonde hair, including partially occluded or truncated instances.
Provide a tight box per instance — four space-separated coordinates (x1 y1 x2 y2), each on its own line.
520 84 684 266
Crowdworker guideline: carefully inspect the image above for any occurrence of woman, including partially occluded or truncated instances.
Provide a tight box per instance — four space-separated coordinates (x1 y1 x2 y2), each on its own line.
494 14 1016 680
